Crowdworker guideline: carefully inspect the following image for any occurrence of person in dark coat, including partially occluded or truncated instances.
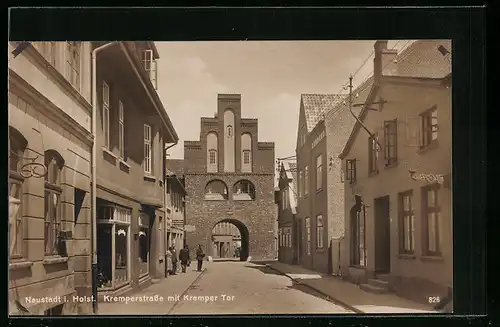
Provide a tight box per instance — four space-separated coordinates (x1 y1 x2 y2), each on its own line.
179 244 190 273
196 244 205 272
171 244 178 274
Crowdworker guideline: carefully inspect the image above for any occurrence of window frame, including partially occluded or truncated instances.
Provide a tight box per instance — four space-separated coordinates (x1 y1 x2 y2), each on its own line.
298 169 303 199
44 151 64 256
9 132 27 259
346 159 357 184
304 165 309 196
316 154 323 191
316 214 324 249
143 124 152 174
368 133 379 175
66 41 81 91
305 217 311 255
118 100 125 159
398 190 415 255
420 106 439 149
102 81 111 149
209 149 217 165
243 149 251 165
384 119 398 166
422 184 441 256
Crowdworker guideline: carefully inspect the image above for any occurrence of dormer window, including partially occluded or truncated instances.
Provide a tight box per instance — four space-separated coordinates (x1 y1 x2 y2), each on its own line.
142 49 158 90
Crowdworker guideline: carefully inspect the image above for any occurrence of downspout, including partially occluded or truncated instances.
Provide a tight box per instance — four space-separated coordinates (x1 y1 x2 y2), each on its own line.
164 141 178 274
91 42 119 314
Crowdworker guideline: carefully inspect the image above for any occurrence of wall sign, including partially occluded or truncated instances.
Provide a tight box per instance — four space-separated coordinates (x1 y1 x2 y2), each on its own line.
312 130 325 149
408 169 445 184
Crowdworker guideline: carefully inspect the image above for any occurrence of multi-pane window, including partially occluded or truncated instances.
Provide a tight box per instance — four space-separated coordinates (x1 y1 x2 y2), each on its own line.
384 119 398 166
44 151 63 256
118 101 124 159
142 49 158 90
351 208 366 266
316 215 324 249
304 166 309 196
316 155 323 191
368 134 379 174
66 42 81 91
423 185 441 256
9 129 27 258
298 169 303 199
305 217 311 255
243 150 251 165
209 149 217 165
144 124 152 174
399 191 415 254
346 159 356 184
102 81 110 149
420 107 438 148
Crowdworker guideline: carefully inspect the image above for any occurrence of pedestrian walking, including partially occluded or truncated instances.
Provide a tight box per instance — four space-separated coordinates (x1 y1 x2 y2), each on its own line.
196 244 205 272
179 244 190 273
166 247 174 275
171 245 178 274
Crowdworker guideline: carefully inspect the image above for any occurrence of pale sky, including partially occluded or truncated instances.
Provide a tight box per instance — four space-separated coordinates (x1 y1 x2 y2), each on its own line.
156 40 410 160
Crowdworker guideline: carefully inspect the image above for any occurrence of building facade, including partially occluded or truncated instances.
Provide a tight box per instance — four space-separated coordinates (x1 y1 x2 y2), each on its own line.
93 42 178 298
338 40 452 305
183 94 277 261
276 161 297 265
295 94 343 274
324 77 374 276
165 159 186 259
8 42 93 315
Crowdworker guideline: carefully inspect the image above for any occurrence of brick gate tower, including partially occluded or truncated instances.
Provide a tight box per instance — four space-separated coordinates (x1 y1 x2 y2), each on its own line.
183 94 277 261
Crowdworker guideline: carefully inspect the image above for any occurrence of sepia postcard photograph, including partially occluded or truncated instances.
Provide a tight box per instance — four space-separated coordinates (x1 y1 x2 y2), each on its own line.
8 39 453 316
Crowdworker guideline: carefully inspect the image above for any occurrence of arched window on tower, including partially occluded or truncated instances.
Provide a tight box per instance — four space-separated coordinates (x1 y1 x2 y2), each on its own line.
232 180 256 201
241 133 252 173
206 132 218 173
205 180 228 200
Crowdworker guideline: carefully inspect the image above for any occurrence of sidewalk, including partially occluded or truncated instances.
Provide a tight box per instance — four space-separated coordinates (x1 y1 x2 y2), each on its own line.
266 262 439 314
98 266 207 315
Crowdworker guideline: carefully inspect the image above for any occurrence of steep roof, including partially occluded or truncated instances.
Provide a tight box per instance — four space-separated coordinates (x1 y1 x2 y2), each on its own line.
389 40 452 79
338 40 452 159
166 159 184 176
301 94 344 132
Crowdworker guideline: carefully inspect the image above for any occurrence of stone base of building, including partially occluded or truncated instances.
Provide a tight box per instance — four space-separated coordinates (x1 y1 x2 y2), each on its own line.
388 275 452 307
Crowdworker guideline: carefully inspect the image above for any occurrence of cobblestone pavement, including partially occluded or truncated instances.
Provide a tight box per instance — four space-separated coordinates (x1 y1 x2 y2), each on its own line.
169 261 354 314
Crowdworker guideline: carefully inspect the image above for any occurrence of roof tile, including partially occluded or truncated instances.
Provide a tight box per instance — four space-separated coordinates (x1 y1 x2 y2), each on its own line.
301 94 344 132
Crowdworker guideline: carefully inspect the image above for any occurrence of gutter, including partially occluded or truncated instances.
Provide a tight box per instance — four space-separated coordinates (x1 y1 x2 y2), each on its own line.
91 41 120 314
119 43 179 143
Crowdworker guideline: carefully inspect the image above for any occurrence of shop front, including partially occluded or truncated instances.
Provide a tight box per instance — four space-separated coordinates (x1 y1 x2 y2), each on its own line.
97 204 132 291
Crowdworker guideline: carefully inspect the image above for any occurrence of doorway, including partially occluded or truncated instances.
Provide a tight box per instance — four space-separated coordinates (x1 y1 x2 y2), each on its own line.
374 196 391 273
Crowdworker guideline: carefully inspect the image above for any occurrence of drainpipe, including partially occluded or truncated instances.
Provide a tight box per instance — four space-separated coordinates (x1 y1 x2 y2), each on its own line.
91 41 119 314
163 141 178 275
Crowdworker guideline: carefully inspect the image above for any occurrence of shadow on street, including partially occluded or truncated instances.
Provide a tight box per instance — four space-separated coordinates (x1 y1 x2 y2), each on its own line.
243 265 283 276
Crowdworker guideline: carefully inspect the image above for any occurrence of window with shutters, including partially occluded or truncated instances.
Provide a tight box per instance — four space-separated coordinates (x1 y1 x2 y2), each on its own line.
384 119 398 166
398 191 415 254
144 124 152 174
422 184 441 256
420 107 438 148
346 159 356 184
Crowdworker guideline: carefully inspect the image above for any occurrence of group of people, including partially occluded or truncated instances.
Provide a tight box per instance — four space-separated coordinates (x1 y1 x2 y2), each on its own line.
166 244 206 275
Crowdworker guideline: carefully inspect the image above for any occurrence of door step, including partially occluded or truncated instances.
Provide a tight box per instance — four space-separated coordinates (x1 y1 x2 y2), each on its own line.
367 278 389 291
360 282 388 294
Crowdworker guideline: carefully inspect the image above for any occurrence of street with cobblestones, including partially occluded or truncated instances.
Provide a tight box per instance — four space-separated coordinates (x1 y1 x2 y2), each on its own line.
99 261 353 315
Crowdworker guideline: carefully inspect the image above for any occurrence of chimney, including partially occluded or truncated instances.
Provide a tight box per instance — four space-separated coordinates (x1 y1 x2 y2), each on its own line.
373 40 398 85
